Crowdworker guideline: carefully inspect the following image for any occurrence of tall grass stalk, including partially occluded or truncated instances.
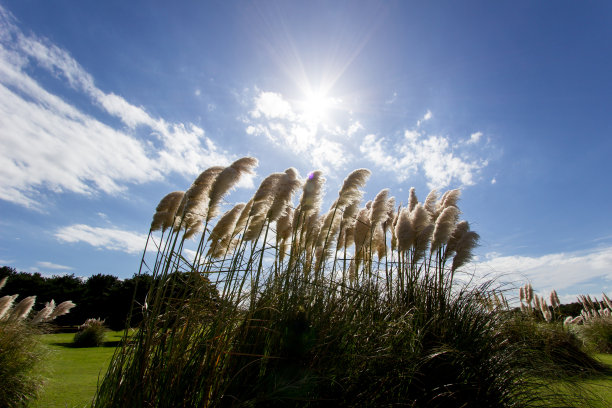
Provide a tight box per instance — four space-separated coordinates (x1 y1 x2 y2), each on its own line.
94 159 594 407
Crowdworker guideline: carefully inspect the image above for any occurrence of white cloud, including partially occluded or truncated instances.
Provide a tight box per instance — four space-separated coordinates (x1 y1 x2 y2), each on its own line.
491 178 497 185
245 90 356 172
36 261 73 270
55 224 147 254
468 131 483 144
251 91 294 120
475 246 612 295
416 110 433 127
360 127 486 189
0 6 236 208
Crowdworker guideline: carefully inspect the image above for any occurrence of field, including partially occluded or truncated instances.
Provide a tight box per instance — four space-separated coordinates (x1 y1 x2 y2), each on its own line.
32 331 123 408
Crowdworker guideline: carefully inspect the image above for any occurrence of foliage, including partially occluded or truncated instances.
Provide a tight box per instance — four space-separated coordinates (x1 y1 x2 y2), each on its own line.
93 160 597 407
73 318 107 347
0 311 46 407
0 266 209 330
575 318 612 354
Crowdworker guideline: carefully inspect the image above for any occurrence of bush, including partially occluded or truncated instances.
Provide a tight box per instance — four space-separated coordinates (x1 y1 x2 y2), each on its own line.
93 159 596 407
575 317 612 353
73 318 107 347
0 320 46 407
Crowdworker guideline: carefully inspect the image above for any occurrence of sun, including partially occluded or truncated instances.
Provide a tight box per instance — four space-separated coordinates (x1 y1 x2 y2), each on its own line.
298 87 337 125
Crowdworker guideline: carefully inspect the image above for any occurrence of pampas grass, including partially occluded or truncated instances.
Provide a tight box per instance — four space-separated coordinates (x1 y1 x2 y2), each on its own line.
92 159 595 408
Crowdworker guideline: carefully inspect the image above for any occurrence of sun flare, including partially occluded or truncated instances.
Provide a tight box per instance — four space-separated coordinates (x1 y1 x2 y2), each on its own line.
298 88 338 124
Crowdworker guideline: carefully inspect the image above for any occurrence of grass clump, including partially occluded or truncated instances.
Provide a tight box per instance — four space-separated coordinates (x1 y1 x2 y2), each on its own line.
0 276 76 407
73 318 107 347
94 158 596 407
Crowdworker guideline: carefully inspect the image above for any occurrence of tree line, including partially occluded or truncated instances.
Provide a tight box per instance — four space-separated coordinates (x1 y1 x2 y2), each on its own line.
0 266 219 330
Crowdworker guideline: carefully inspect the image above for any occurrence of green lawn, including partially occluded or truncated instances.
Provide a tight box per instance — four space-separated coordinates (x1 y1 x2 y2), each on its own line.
31 331 612 407
32 331 124 408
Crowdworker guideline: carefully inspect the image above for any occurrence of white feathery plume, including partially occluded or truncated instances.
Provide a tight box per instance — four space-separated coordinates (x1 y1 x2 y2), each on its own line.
372 225 386 259
207 157 258 221
444 220 469 260
32 300 55 324
48 300 76 320
353 207 371 256
250 173 284 217
407 187 418 212
0 294 18 320
299 170 325 214
534 295 541 311
571 316 584 324
0 276 6 291
276 206 294 243
370 188 390 227
336 168 371 209
603 293 612 311
233 199 253 236
208 203 246 247
519 286 525 303
563 316 573 326
410 204 434 264
151 191 184 232
424 189 438 218
550 290 560 308
268 168 302 221
395 207 414 252
526 284 534 304
450 230 479 272
440 189 461 210
10 296 36 321
431 205 459 251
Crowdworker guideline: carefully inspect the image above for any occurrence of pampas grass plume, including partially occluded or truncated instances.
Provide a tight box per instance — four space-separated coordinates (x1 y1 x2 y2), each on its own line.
370 188 390 226
424 189 438 218
408 187 418 212
10 296 36 321
49 300 76 320
353 207 371 255
299 170 325 214
209 203 246 245
336 168 371 209
207 157 258 221
431 205 459 251
450 230 479 272
395 207 414 252
0 294 17 320
32 300 55 324
268 168 301 221
0 276 6 291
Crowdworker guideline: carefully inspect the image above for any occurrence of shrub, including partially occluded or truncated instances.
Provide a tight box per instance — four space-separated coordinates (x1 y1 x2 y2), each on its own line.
93 159 593 407
575 317 612 353
0 276 75 407
73 318 107 347
0 320 46 407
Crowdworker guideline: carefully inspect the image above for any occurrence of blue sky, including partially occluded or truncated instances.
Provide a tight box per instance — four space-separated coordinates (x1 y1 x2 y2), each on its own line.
1 1 611 303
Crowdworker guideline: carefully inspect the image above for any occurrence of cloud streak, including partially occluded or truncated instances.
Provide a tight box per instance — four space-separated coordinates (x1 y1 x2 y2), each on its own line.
0 6 233 208
55 224 148 254
475 246 612 295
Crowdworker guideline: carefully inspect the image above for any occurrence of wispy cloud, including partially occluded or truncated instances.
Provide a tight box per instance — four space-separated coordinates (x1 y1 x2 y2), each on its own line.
0 6 235 208
416 110 433 127
36 261 73 270
55 224 148 254
245 90 360 172
359 122 488 189
475 245 612 295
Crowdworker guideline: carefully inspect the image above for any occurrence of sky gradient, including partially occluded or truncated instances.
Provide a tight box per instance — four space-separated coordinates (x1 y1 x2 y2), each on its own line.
1 1 611 304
